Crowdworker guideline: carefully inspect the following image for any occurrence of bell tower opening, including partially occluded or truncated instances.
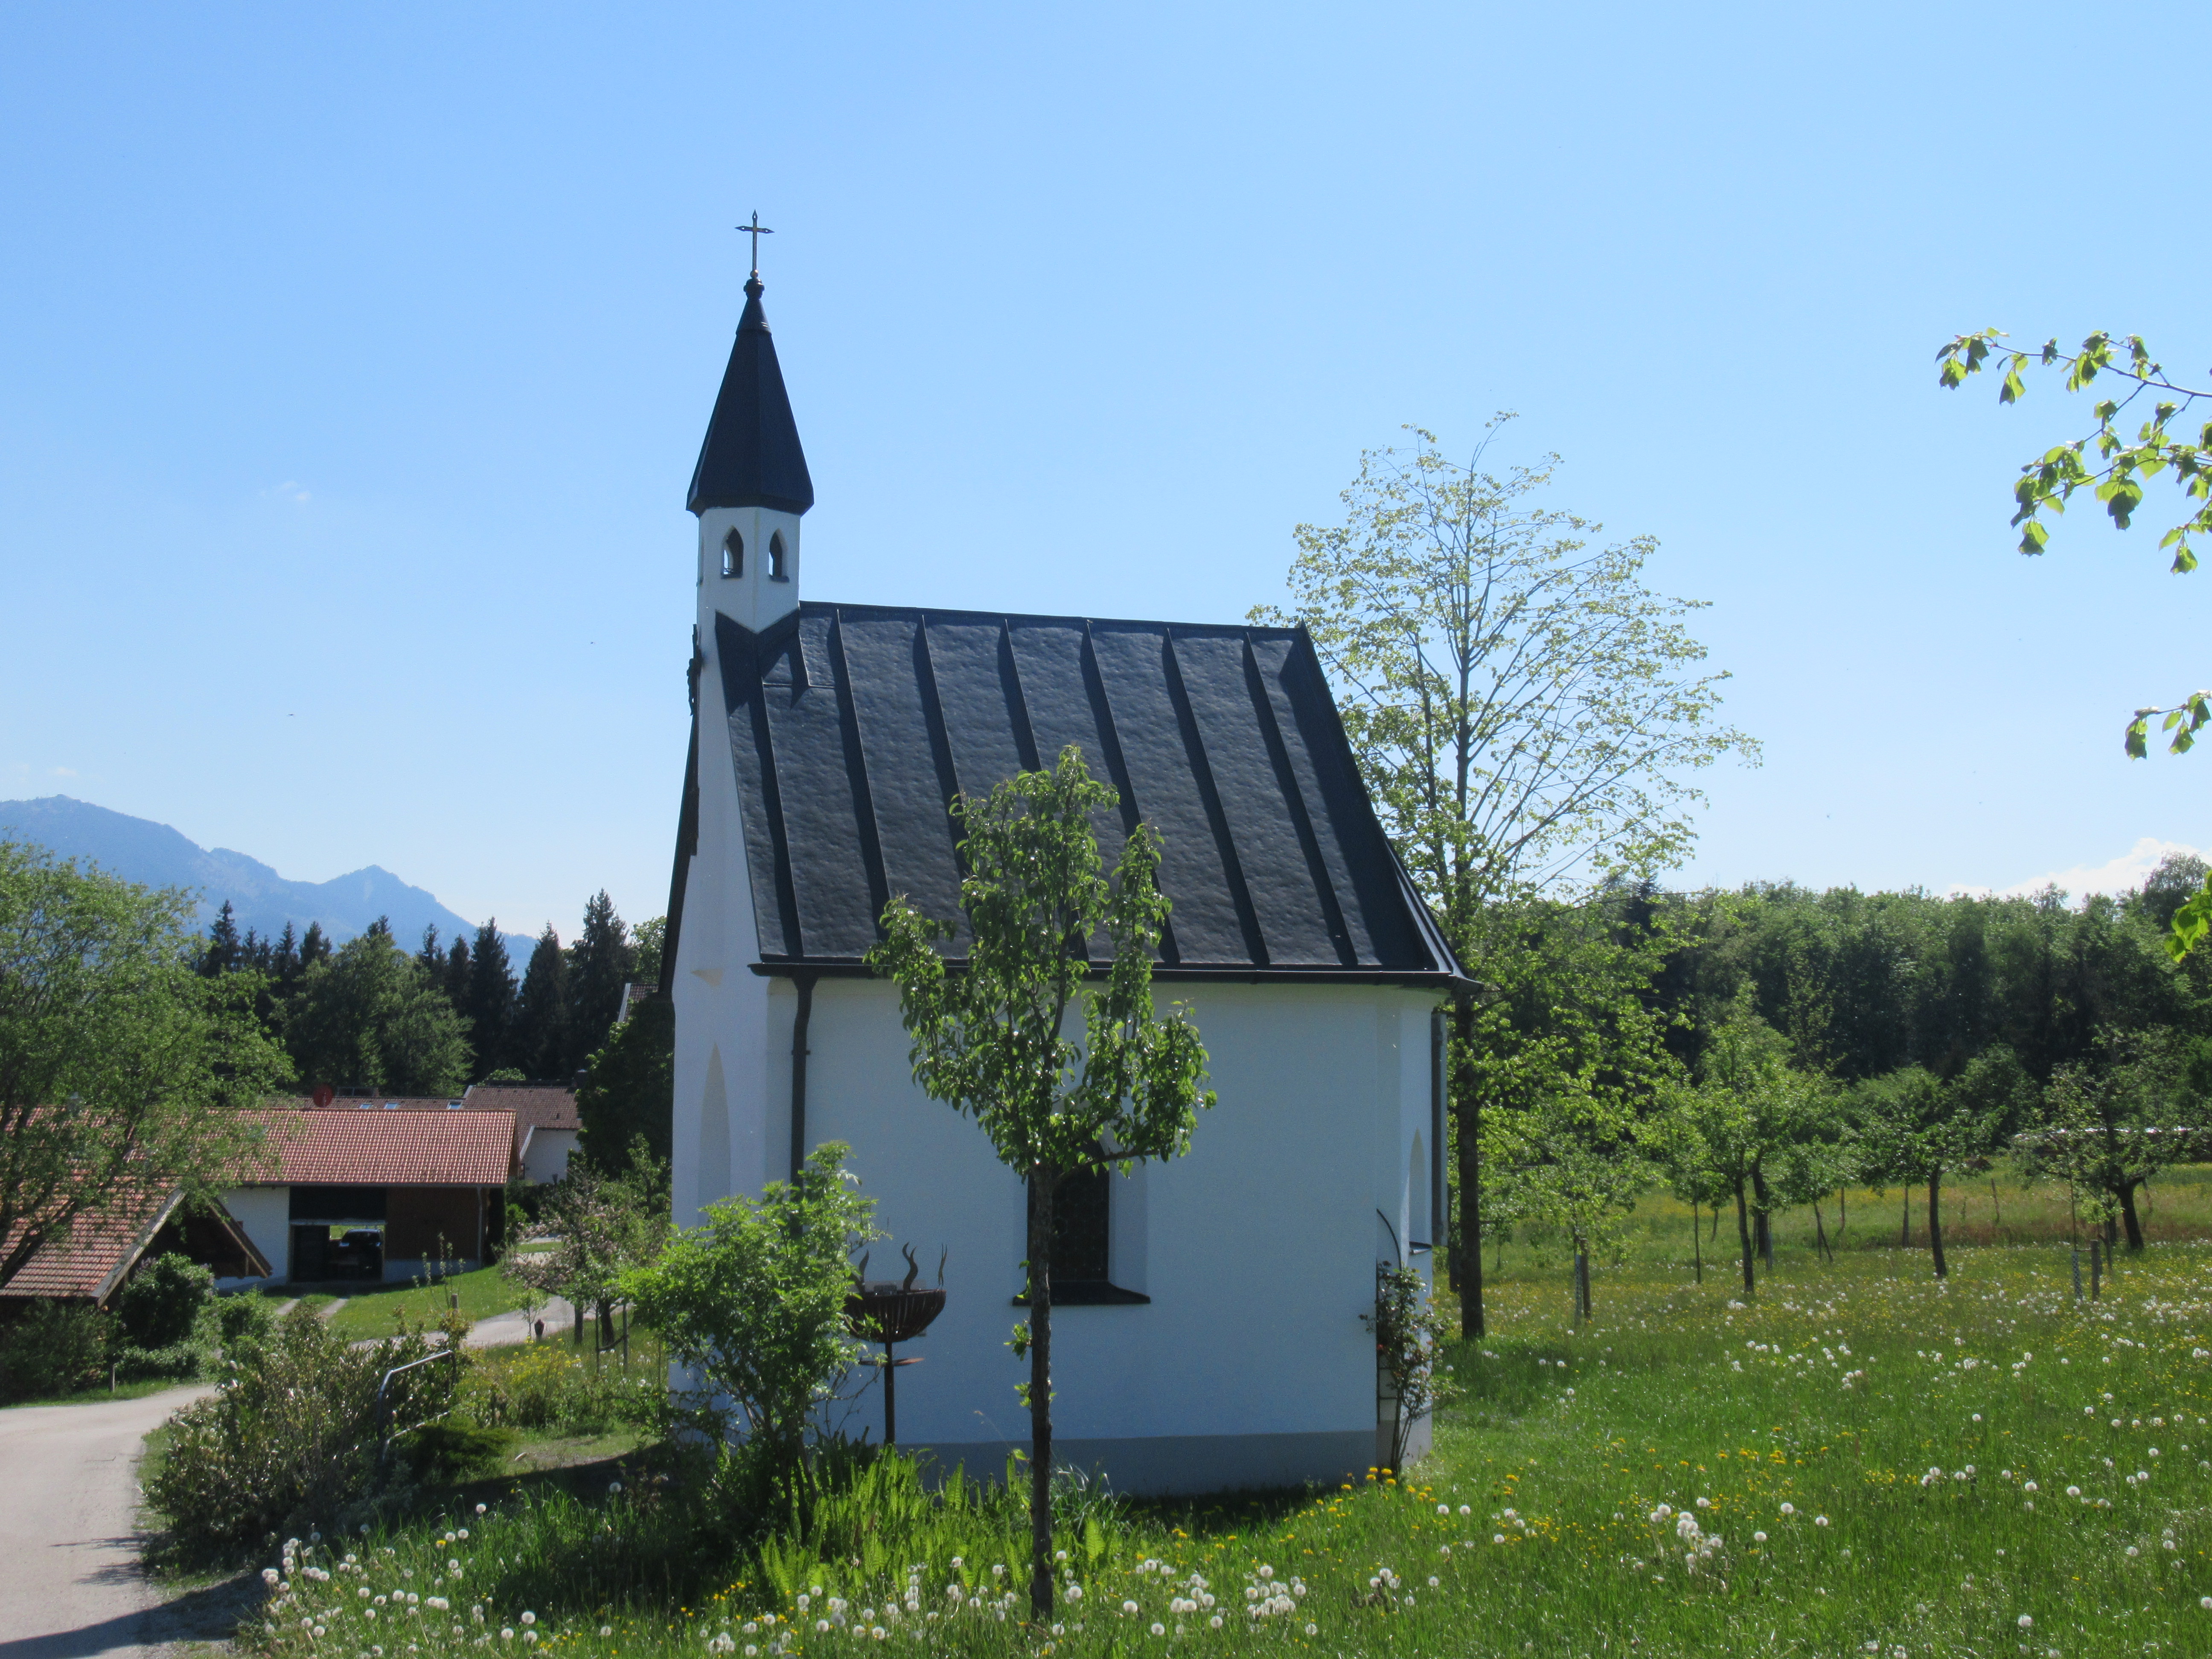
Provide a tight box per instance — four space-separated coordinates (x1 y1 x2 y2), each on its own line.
721 529 744 578
768 531 788 581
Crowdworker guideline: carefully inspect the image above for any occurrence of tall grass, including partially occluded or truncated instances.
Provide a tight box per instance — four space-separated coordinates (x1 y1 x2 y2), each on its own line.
239 1185 2212 1657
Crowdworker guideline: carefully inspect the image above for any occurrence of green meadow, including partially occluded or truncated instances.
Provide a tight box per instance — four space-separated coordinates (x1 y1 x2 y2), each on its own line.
239 1182 2212 1659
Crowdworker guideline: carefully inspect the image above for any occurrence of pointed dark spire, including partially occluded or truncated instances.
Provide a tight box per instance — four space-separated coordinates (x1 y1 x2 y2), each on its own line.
687 276 815 517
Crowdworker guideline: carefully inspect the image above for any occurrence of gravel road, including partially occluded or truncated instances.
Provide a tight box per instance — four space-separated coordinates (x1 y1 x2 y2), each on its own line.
0 1385 239 1659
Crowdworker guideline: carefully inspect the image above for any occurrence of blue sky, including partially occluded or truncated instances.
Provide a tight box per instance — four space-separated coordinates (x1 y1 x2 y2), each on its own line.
3 3 2207 940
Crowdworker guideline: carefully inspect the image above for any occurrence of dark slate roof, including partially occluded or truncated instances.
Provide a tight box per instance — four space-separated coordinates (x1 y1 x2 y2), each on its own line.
691 602 1465 986
686 277 815 516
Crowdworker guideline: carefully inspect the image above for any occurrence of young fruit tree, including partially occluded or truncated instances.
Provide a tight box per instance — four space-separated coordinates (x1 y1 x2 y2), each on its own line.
866 746 1214 1622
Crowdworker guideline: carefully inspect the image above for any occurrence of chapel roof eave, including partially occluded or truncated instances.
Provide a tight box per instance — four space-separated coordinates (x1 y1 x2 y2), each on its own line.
745 958 1483 995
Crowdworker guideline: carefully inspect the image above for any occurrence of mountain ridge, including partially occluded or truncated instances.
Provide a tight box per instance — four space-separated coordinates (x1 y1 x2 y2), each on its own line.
0 795 489 951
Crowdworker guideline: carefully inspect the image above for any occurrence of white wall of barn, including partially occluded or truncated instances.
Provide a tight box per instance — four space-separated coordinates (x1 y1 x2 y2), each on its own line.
674 973 1439 1490
215 1184 291 1288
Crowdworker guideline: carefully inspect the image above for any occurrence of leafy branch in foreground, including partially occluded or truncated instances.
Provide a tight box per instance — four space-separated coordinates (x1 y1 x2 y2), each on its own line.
1936 329 2212 758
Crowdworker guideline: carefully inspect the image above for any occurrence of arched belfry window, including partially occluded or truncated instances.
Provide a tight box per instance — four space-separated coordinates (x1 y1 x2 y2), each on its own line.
768 530 788 580
720 528 744 578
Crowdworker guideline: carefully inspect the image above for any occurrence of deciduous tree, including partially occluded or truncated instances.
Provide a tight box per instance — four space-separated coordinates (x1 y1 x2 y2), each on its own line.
0 840 283 1291
867 746 1214 1621
1258 422 1756 1337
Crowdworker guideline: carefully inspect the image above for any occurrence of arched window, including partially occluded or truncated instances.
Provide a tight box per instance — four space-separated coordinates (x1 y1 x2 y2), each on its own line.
720 528 744 578
768 530 788 580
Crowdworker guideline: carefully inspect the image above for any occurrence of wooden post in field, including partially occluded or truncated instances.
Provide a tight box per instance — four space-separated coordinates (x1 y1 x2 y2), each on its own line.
2090 1239 2102 1301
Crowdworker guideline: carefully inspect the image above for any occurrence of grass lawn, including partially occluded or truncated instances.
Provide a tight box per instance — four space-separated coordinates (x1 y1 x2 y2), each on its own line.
241 1179 2212 1658
324 1266 530 1340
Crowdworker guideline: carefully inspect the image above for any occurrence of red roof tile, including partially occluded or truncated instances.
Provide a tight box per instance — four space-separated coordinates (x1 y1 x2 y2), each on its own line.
0 1186 181 1302
241 1108 516 1186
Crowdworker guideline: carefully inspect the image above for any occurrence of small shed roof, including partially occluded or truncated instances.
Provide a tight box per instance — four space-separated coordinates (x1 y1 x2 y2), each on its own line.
239 1108 516 1187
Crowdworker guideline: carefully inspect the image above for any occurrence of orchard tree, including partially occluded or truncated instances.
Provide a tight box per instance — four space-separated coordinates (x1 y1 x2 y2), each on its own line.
1659 996 1827 1295
504 1149 666 1349
1258 419 1756 1336
2026 1029 2203 1253
0 840 283 1291
867 747 1214 1621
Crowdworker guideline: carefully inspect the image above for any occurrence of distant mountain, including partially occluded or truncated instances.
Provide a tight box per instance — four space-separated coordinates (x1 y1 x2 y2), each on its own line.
0 795 485 951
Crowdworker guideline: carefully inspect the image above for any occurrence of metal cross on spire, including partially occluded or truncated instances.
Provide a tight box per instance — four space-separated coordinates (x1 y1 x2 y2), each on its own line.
737 211 774 276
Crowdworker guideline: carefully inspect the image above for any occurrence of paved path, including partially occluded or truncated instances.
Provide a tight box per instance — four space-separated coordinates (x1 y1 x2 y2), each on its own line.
0 1385 242 1659
464 1295 576 1349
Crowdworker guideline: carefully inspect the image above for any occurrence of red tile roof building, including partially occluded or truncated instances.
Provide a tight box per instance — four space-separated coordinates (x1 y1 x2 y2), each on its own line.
240 1108 517 1187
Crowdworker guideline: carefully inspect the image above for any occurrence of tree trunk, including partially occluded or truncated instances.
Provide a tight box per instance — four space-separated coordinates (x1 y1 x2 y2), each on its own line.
2119 1180 2145 1252
1751 1161 1773 1268
1025 1171 1056 1621
1927 1168 1947 1279
1691 1206 1702 1284
1812 1202 1830 1264
2104 1212 2119 1249
1735 1178 1755 1295
1709 1201 1720 1244
598 1299 617 1348
1989 1177 2002 1231
1450 993 1483 1340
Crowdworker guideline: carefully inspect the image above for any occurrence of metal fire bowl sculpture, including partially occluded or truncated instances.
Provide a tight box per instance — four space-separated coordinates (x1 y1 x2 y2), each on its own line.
845 1282 946 1345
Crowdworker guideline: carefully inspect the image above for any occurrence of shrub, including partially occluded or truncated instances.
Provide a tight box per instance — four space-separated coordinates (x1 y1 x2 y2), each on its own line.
463 1342 665 1435
624 1141 877 1482
117 1252 213 1350
147 1304 463 1560
397 1419 513 1484
115 1339 201 1381
209 1291 274 1350
0 1301 113 1400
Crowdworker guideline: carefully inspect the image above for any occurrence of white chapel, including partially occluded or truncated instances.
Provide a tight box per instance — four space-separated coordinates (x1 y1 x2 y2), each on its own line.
662 265 1468 1493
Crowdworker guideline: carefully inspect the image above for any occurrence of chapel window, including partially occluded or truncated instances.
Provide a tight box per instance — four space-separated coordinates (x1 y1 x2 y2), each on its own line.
1016 1155 1147 1305
721 528 744 578
1052 1165 1111 1285
768 530 788 580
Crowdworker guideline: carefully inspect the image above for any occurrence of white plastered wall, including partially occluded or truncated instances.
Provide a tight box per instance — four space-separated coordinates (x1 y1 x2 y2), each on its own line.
520 1127 579 1185
215 1185 291 1287
670 622 775 1229
696 506 803 634
786 977 1441 1485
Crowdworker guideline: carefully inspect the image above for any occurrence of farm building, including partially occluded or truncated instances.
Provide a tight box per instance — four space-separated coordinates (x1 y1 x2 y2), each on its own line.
215 1105 517 1287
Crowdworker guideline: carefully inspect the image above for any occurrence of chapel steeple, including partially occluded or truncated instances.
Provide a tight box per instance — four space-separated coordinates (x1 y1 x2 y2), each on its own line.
687 274 814 518
690 234 812 633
